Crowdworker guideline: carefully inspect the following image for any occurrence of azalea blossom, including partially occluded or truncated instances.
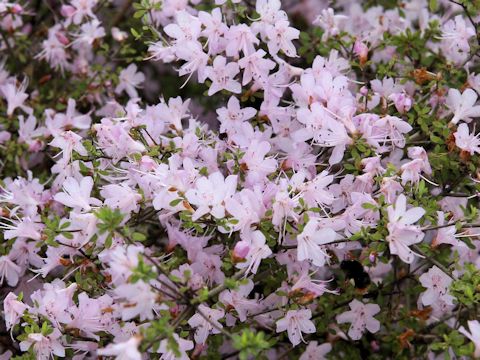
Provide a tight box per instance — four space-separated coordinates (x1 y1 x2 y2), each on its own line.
297 219 337 267
185 171 238 221
446 88 480 125
300 341 332 360
187 304 225 344
205 56 241 96
454 123 480 155
19 328 65 360
276 309 316 346
235 230 272 274
97 336 142 360
115 64 145 99
3 292 28 330
419 265 454 306
459 320 480 358
336 299 381 340
54 176 102 212
386 194 425 264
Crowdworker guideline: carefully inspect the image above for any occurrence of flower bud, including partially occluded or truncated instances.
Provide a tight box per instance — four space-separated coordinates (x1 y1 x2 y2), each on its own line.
232 241 250 263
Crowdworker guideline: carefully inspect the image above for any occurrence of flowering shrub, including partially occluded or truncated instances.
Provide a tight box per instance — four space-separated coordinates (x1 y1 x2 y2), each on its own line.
2 0 480 359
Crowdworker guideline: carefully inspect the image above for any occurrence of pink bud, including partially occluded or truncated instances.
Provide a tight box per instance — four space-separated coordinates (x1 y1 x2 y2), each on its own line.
371 340 380 351
354 40 369 65
360 86 369 96
60 5 76 18
0 130 11 144
369 253 376 263
55 32 70 46
233 241 250 260
11 4 23 14
28 140 43 152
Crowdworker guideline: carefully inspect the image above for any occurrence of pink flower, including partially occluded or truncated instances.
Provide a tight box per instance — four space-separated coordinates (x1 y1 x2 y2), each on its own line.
19 328 65 360
313 8 347 41
115 64 145 99
1 216 43 241
217 96 257 134
240 140 278 184
114 281 158 321
336 299 380 340
419 266 454 306
185 171 238 221
67 292 114 340
400 159 426 185
225 24 259 58
100 244 144 285
205 56 241 96
97 335 142 360
0 255 21 286
100 183 142 214
30 282 77 326
459 320 480 358
297 219 337 267
164 10 202 43
72 19 105 47
238 49 276 85
407 146 432 174
199 8 228 55
454 123 480 155
255 0 286 25
300 341 332 360
264 20 300 57
3 292 28 330
446 88 480 124
157 333 193 359
432 211 466 249
54 176 102 212
0 78 30 116
188 304 225 344
219 279 261 323
49 130 88 161
224 189 265 233
386 194 425 264
440 15 476 65
291 271 338 298
276 309 316 346
296 170 334 208
67 0 97 25
235 230 272 274
191 250 225 285
315 117 352 165
46 98 91 134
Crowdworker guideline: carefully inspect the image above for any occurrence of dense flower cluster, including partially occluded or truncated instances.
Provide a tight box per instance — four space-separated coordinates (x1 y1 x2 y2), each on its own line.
1 0 480 359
